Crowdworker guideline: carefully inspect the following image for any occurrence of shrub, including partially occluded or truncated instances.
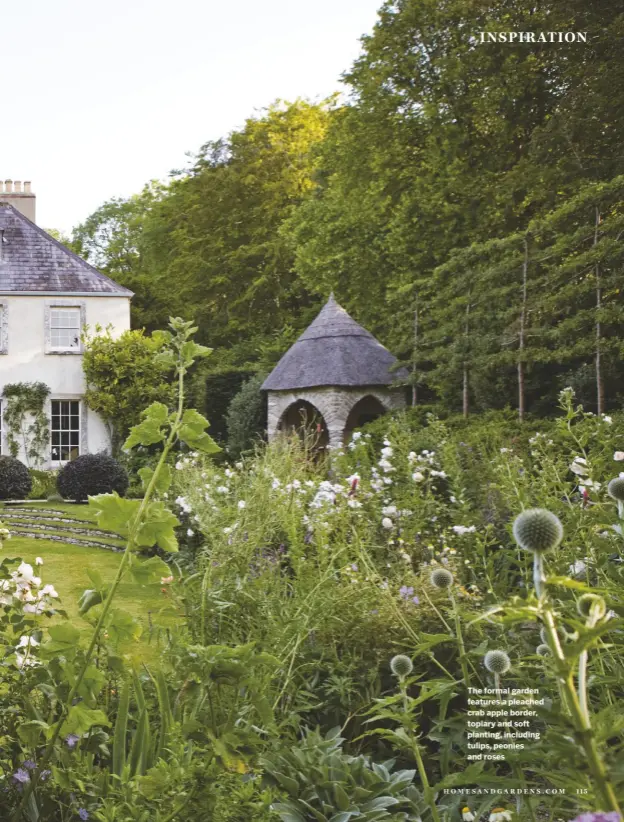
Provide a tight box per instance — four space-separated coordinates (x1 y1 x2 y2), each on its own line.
0 455 32 500
225 373 267 459
57 453 129 502
28 469 58 500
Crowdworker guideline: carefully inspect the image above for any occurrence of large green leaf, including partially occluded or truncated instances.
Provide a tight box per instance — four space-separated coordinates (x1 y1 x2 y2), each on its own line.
60 704 110 737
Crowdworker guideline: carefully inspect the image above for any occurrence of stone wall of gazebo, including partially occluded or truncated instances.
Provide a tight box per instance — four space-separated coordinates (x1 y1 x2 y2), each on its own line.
267 385 406 448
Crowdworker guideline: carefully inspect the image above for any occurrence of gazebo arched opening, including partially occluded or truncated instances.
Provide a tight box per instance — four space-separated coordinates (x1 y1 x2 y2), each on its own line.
278 399 329 451
344 395 387 441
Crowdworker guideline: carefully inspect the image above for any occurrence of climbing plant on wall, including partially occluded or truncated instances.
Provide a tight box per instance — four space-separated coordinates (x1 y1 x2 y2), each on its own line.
2 382 51 469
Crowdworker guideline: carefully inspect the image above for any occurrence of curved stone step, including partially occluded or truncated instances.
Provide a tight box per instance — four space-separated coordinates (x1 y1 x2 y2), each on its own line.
8 529 124 552
1 511 122 538
2 509 93 525
2 519 124 541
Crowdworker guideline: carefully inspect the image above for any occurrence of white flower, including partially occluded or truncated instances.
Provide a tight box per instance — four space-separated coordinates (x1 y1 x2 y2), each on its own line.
347 500 362 509
412 471 425 482
382 517 394 530
351 432 362 441
15 653 39 669
603 415 613 424
271 478 281 490
237 500 246 510
175 461 184 470
400 551 411 563
489 810 512 822
614 451 624 461
569 457 589 476
381 446 393 458
569 560 586 577
500 447 510 453
452 525 476 535
430 470 447 478
187 529 194 537
462 809 475 822
235 461 243 469
16 563 40 586
224 468 234 477
378 458 394 473
17 635 39 649
35 557 43 566
382 505 397 516
216 485 229 494
38 584 58 599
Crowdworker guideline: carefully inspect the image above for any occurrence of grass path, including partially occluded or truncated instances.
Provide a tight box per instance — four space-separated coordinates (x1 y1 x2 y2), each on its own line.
0 502 180 663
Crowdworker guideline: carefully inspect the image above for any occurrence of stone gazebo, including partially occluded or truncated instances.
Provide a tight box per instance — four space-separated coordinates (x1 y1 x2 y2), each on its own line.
262 294 409 448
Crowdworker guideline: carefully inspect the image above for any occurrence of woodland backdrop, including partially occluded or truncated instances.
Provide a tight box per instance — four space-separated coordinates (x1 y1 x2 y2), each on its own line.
66 0 624 429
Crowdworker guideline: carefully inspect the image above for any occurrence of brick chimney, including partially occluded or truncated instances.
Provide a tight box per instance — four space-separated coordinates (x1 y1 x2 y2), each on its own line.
0 179 36 222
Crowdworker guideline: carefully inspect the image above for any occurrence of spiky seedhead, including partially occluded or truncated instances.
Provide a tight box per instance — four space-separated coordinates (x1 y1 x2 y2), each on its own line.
512 509 563 554
430 568 454 589
484 650 511 674
536 644 551 656
607 477 624 502
577 593 606 620
390 654 413 679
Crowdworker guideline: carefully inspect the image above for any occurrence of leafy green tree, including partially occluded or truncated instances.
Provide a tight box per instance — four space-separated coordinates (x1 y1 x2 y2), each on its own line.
81 327 175 455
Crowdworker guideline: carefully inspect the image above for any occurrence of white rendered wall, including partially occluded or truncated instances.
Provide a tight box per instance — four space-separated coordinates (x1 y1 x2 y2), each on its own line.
0 295 131 466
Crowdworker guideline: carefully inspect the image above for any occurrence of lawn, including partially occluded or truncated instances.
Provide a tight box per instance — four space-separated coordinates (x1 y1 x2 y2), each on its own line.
0 502 180 663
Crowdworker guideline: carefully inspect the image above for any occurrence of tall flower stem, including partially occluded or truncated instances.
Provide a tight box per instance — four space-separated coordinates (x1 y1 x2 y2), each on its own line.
398 680 441 822
541 606 620 813
449 589 470 688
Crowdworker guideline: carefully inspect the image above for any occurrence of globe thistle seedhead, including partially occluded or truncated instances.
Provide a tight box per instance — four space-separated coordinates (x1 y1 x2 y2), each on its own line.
512 509 563 554
390 654 413 679
536 644 550 656
430 568 454 589
577 593 606 620
607 477 624 502
484 650 511 674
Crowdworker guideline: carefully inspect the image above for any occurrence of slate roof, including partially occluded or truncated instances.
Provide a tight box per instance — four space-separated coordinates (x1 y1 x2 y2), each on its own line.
0 203 133 296
262 294 409 391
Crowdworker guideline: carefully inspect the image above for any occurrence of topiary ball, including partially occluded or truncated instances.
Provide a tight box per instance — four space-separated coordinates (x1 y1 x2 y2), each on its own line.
57 453 129 503
484 650 511 674
430 568 454 589
607 477 624 502
512 509 563 554
390 654 414 679
0 456 32 500
577 593 606 620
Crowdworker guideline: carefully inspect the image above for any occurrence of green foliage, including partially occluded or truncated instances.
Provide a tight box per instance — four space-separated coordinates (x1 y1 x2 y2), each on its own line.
57 453 129 502
81 326 175 455
0 455 32 500
261 727 424 821
27 469 58 501
2 382 51 469
225 373 267 459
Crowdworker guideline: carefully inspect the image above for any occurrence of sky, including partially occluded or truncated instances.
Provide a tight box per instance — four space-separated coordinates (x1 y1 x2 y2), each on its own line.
2 0 382 233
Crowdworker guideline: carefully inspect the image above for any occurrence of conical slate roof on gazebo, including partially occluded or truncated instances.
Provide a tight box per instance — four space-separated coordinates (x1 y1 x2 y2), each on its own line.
261 294 409 391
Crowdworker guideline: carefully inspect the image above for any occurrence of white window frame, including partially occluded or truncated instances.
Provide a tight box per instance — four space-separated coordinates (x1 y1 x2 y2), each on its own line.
44 300 86 355
50 398 82 464
0 300 7 355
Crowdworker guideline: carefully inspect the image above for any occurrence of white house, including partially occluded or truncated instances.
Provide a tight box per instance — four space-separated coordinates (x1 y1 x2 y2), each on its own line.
0 181 132 467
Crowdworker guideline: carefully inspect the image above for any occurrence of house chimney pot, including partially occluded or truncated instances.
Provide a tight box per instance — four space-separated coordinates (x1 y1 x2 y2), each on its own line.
0 178 36 222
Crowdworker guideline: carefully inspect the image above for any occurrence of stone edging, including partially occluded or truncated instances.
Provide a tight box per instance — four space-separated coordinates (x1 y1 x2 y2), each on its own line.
2 518 124 541
9 529 123 552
